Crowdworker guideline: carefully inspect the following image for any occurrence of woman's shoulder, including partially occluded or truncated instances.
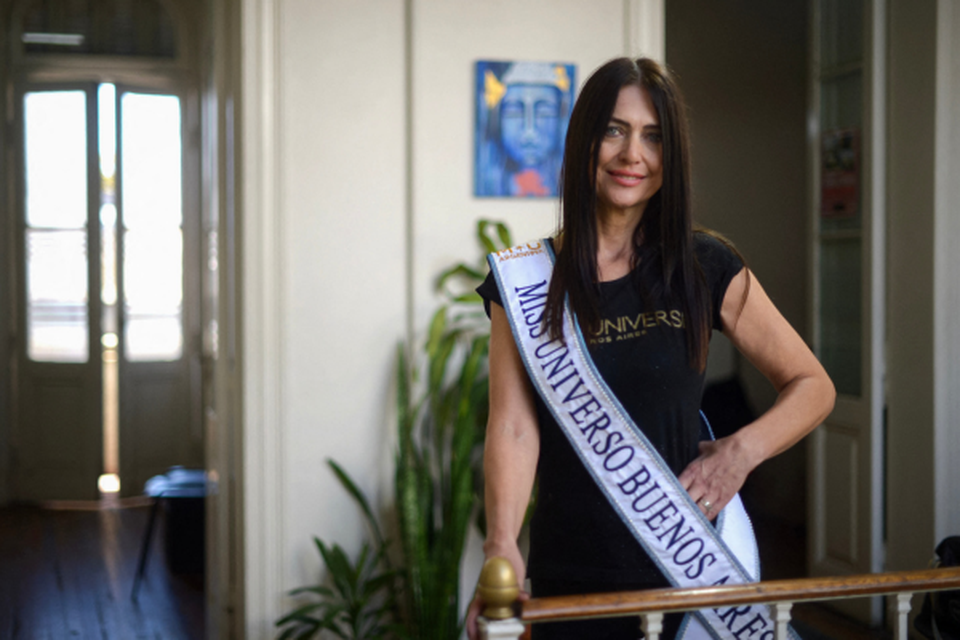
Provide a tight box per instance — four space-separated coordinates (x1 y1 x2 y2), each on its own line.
476 236 556 315
692 229 745 295
693 229 742 267
694 228 734 254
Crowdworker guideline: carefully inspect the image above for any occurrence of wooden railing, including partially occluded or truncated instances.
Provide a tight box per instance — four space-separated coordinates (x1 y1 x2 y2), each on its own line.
476 558 960 640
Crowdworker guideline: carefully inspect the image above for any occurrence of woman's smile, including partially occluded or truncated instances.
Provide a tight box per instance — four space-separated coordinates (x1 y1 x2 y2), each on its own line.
608 170 647 186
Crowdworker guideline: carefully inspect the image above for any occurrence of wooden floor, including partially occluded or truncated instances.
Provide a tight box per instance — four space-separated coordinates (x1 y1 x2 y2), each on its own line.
0 502 205 640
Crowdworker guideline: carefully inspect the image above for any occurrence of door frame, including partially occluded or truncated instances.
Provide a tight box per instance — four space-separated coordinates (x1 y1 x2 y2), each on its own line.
5 0 204 498
806 0 887 625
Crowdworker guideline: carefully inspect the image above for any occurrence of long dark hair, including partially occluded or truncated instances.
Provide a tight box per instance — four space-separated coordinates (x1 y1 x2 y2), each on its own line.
544 57 714 371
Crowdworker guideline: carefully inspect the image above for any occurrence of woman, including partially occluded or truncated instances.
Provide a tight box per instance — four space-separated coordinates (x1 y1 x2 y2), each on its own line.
467 57 835 640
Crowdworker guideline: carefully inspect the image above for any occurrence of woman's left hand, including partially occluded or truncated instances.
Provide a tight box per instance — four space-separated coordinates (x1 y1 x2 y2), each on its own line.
678 435 757 519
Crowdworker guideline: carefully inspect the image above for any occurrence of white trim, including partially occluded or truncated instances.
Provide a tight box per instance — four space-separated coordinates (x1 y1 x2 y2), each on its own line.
403 0 414 346
933 0 960 542
241 0 285 636
865 0 887 587
624 0 664 62
806 0 824 577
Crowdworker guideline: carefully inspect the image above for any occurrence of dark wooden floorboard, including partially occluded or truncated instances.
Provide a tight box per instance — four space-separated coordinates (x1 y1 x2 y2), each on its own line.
0 504 204 640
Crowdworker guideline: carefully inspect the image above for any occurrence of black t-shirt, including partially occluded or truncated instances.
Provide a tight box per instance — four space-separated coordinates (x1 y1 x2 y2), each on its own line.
476 232 744 585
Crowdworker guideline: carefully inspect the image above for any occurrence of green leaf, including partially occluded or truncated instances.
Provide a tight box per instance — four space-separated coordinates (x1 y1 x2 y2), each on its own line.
425 307 448 357
452 292 483 304
325 613 351 640
427 331 457 398
386 219 514 639
314 539 353 598
362 571 397 597
495 221 513 249
276 626 302 640
275 602 324 626
288 585 336 599
476 219 498 254
326 460 385 550
435 263 486 295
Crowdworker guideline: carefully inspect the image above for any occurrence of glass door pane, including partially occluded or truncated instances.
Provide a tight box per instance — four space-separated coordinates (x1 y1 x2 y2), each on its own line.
119 92 183 362
819 238 862 393
24 90 90 362
818 0 864 397
819 0 864 68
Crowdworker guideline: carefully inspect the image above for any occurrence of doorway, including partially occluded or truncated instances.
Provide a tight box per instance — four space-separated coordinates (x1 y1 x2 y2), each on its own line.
15 82 201 501
6 0 204 502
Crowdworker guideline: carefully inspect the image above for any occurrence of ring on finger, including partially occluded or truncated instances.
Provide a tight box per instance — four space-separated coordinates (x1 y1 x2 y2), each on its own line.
700 499 712 511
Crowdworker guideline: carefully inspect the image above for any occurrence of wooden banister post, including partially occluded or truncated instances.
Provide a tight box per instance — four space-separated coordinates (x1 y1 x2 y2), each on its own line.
774 601 793 640
478 616 525 640
640 612 663 640
892 592 913 640
477 557 524 640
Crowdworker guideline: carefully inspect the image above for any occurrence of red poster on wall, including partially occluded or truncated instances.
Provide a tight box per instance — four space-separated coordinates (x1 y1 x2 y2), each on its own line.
821 128 860 218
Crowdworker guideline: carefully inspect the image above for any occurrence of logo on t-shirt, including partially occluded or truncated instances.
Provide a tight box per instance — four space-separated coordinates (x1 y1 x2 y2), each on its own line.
589 309 685 345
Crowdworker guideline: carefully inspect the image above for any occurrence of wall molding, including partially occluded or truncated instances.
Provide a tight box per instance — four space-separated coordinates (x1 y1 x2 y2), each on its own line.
404 0 414 346
240 0 285 636
866 0 887 582
624 0 665 61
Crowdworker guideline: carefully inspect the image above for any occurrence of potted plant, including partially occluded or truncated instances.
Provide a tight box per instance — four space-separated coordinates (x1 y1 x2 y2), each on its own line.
278 220 514 639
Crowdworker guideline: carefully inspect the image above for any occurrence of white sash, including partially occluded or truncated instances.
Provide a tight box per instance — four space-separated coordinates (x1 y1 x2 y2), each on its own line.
488 240 796 640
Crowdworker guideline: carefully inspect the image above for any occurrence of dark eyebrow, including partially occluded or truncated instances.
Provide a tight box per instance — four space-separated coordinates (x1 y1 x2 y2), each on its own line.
607 117 661 130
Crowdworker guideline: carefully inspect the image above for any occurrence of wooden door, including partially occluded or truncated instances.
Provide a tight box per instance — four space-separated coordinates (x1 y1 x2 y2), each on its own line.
115 85 202 496
14 85 103 501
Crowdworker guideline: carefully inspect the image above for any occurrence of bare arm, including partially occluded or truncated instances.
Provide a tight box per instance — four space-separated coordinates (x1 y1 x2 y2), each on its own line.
482 302 540 579
679 269 836 517
467 302 540 639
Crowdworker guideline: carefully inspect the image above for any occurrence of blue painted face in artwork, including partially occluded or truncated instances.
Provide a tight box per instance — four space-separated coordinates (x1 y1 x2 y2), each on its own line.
499 84 563 168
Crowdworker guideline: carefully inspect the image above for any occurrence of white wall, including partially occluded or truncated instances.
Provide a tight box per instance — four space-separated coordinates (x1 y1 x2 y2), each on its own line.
886 0 937 573
411 0 660 328
241 1 406 636
240 1 663 636
410 0 619 321
279 0 407 584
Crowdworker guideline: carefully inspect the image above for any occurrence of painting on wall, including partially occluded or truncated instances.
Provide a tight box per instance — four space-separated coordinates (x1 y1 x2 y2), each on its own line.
474 60 576 198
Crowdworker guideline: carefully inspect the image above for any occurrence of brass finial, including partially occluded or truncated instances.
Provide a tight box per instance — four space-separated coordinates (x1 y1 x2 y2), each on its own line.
477 557 520 620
